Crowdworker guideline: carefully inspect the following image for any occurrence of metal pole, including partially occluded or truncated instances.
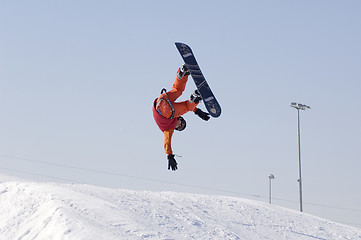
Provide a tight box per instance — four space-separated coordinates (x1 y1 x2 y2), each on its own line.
269 177 271 204
268 174 274 204
291 102 309 212
297 109 303 212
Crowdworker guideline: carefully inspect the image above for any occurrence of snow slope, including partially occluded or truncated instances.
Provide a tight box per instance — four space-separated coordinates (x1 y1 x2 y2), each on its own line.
0 181 360 240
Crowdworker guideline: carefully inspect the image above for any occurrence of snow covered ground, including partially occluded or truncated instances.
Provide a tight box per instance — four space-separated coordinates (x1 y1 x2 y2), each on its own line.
0 177 360 239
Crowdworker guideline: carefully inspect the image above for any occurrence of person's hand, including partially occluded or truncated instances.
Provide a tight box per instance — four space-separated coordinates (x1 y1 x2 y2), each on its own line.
167 154 178 171
195 108 210 121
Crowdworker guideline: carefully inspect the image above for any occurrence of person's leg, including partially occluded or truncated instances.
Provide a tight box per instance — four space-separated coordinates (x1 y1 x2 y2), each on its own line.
173 100 198 117
166 69 189 102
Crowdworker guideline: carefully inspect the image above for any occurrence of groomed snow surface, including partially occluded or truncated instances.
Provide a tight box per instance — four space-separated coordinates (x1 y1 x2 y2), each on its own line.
0 181 360 240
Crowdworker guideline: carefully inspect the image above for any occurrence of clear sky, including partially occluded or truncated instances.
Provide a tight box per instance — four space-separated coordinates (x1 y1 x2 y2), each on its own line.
1 0 361 228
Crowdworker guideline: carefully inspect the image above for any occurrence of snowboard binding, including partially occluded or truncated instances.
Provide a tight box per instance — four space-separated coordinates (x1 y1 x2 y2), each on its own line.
177 64 190 79
190 90 202 104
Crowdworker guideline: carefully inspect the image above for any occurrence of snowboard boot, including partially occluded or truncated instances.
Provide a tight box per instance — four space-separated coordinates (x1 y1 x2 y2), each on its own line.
177 64 190 79
190 90 202 104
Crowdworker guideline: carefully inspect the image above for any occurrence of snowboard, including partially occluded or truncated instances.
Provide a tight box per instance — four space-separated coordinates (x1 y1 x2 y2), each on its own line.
175 42 221 118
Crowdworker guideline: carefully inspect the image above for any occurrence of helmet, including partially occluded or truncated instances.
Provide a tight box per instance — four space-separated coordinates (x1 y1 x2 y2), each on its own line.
175 116 186 131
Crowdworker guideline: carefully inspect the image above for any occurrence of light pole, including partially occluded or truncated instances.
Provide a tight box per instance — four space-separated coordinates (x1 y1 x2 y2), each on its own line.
290 102 310 212
268 174 275 204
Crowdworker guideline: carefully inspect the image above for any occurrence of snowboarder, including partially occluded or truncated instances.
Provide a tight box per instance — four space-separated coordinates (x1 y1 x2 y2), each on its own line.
152 65 210 171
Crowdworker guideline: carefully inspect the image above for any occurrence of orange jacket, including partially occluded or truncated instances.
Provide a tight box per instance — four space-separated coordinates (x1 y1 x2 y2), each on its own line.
152 70 199 155
163 129 174 155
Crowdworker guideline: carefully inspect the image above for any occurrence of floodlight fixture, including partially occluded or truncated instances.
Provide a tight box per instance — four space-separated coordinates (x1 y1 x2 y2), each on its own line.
291 102 311 110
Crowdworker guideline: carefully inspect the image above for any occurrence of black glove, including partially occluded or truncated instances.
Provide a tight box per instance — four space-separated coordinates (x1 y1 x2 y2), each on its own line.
195 108 210 121
167 154 178 171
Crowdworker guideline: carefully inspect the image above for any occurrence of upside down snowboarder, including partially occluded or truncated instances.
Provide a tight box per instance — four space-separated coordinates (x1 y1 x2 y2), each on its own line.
152 65 210 171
